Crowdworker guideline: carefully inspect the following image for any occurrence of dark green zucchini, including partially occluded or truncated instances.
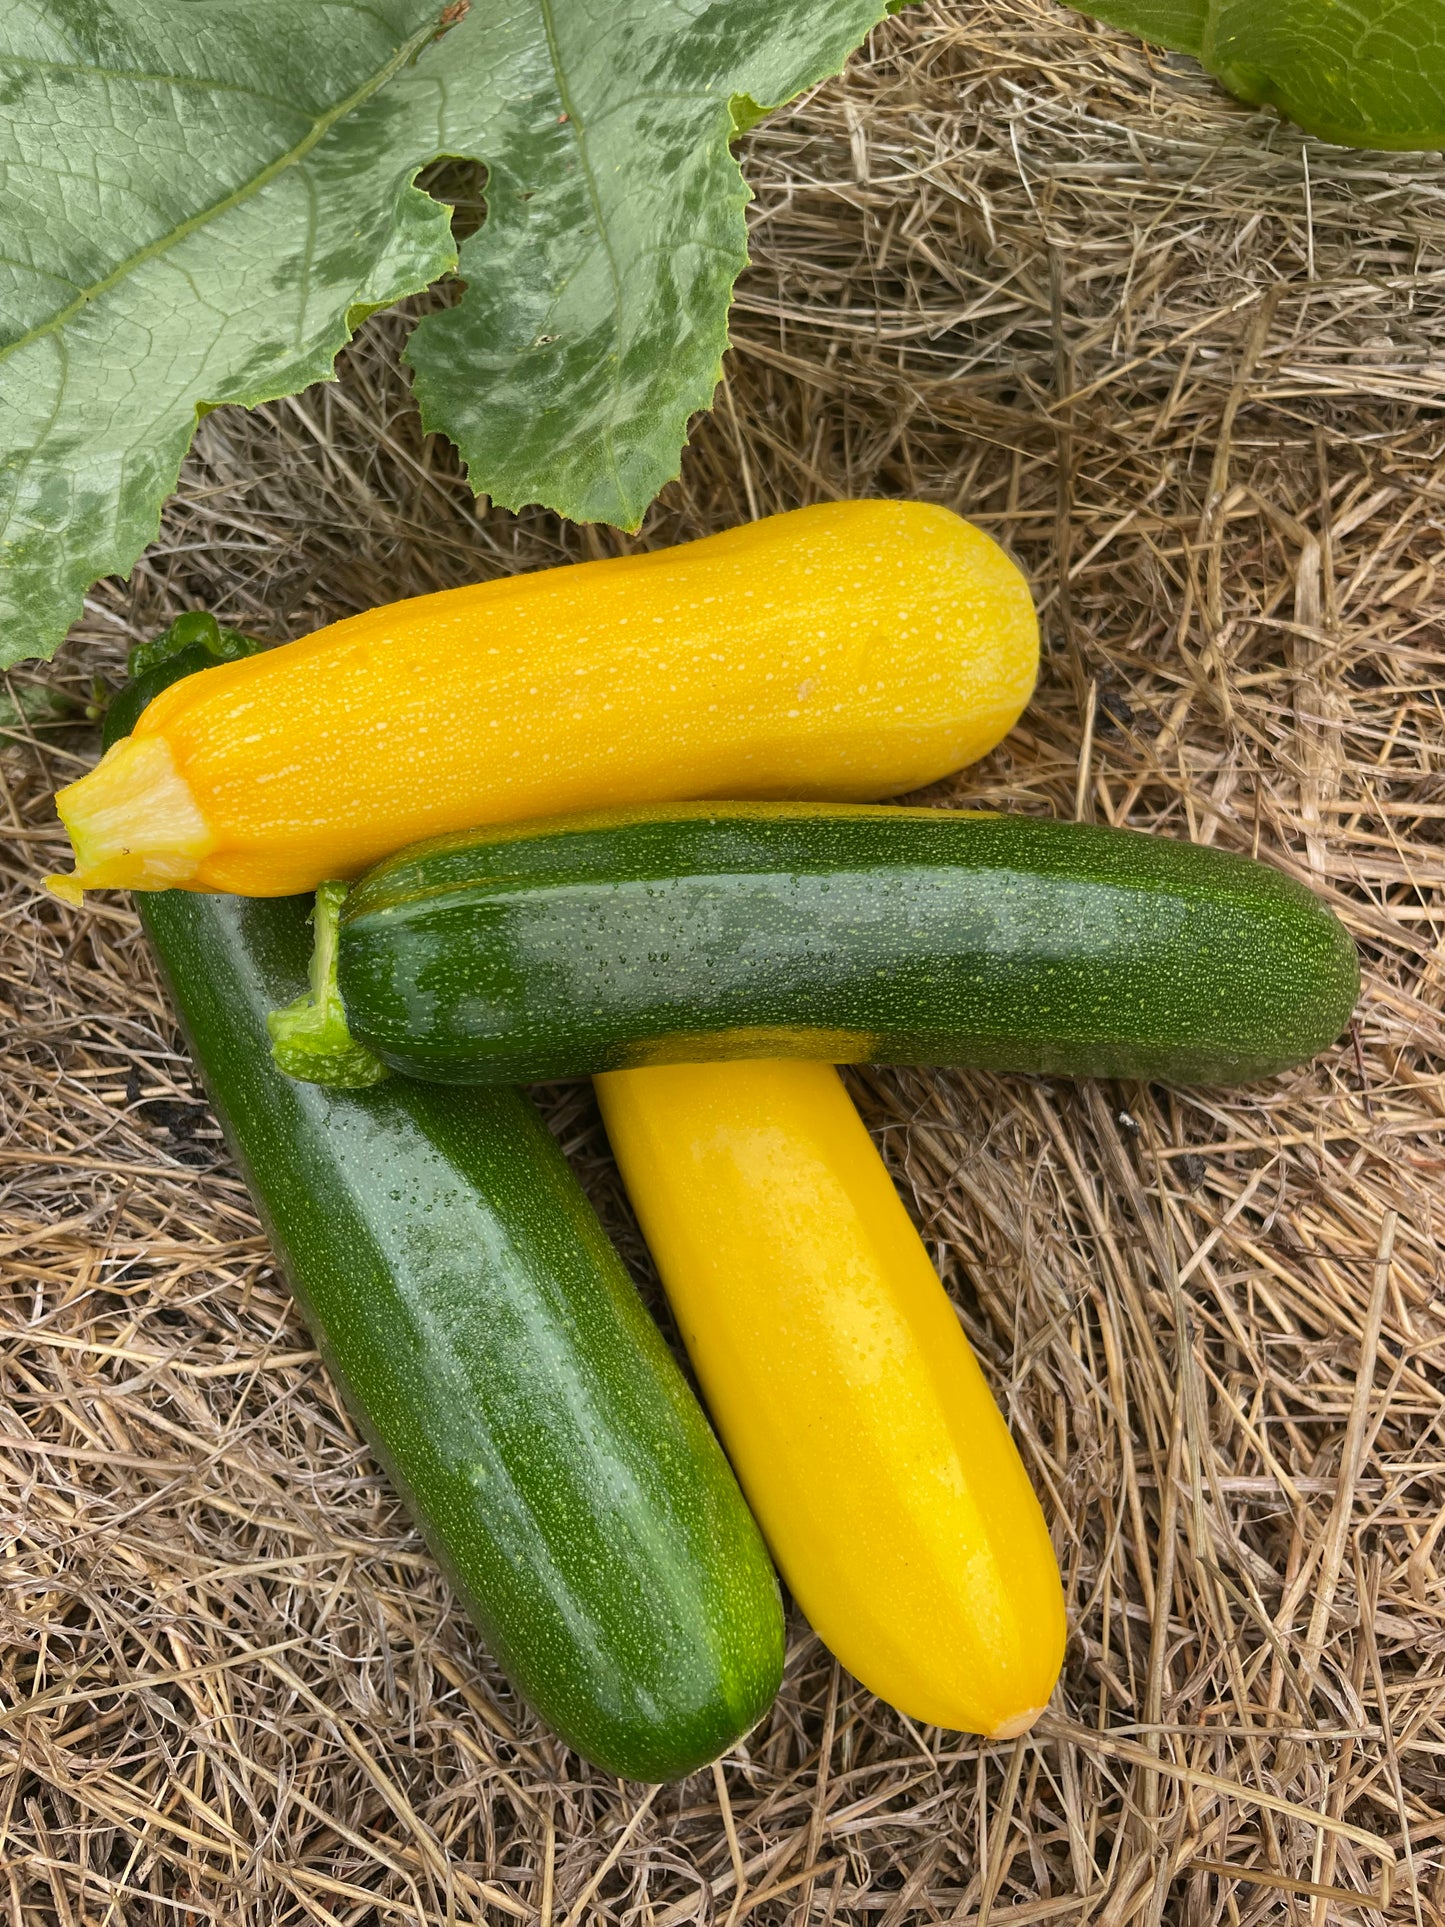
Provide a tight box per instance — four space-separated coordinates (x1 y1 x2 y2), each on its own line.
298 802 1358 1088
108 652 783 1783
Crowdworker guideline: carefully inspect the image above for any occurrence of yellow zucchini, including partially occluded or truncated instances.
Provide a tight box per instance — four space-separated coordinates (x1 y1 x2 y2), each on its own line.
49 500 1036 900
594 1058 1067 1738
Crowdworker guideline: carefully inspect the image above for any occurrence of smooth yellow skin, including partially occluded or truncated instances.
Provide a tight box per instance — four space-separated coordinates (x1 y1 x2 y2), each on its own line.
51 500 1037 898
595 1060 1067 1738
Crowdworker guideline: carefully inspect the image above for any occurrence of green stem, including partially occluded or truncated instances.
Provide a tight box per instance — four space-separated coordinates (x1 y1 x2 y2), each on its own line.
267 883 389 1088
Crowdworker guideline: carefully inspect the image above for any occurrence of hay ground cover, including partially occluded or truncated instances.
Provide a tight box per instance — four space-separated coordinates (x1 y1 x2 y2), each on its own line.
2 0 1443 1919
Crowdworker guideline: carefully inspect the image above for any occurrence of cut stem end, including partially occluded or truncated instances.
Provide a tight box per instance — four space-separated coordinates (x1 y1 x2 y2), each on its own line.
268 882 389 1089
52 734 213 895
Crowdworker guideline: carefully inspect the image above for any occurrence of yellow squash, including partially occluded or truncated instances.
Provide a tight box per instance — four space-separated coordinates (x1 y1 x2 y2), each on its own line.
595 1059 1067 1738
50 500 1036 899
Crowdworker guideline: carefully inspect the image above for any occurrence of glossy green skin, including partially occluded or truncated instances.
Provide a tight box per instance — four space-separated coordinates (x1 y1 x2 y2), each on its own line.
116 687 783 1784
339 803 1360 1087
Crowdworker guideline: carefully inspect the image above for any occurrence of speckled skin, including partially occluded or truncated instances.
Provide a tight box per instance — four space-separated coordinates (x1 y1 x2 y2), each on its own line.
138 889 784 1781
110 647 793 1772
112 658 784 1783
338 802 1361 1087
60 500 1038 895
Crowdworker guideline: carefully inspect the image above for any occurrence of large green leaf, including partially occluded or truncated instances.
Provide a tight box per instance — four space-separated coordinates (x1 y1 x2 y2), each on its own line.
1077 1 1204 50
0 0 888 667
0 2 458 667
1077 0 1445 148
399 1 889 527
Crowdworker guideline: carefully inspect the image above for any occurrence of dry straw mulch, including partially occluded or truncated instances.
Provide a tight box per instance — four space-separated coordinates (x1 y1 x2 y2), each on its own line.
3 1 1444 1921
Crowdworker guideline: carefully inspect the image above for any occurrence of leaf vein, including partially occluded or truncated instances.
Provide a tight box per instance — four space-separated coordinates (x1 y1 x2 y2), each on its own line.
0 50 311 108
533 0 628 493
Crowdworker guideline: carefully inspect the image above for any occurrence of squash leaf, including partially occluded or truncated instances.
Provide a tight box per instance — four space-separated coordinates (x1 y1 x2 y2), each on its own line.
1076 0 1445 149
0 0 888 667
400 0 891 528
0 2 458 667
1077 1 1205 49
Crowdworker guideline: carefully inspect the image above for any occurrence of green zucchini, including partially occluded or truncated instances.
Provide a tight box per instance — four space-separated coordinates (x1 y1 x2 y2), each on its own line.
108 656 783 1783
291 802 1359 1088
